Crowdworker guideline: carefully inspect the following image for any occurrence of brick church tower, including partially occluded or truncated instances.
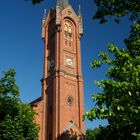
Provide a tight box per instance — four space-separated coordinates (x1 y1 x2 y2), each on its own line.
31 0 85 139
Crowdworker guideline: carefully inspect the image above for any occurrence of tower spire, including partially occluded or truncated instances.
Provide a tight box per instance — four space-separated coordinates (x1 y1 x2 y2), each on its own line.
56 0 69 9
56 0 61 6
63 0 69 9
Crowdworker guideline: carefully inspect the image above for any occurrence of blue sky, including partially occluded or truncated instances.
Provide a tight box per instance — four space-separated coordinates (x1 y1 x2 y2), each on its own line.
0 0 130 129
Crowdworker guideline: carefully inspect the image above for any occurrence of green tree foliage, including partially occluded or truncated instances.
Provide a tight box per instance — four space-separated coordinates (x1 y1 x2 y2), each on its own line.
84 23 140 139
93 0 140 23
25 0 44 5
86 126 109 140
84 0 140 139
0 69 39 140
32 0 44 4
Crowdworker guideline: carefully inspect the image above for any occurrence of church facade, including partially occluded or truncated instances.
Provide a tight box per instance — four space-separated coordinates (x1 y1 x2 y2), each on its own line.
31 0 85 139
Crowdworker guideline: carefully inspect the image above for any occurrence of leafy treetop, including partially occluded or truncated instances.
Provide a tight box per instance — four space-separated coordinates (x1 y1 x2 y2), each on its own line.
93 0 140 23
84 22 140 139
0 69 39 140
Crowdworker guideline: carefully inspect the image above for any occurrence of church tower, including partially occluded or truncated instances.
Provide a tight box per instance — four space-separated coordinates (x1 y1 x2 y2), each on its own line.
31 0 85 139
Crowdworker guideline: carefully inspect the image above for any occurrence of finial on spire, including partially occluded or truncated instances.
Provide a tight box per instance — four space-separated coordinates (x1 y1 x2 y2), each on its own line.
43 9 47 20
78 5 82 16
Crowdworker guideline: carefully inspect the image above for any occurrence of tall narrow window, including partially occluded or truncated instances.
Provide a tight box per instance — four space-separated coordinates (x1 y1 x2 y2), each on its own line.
64 20 73 48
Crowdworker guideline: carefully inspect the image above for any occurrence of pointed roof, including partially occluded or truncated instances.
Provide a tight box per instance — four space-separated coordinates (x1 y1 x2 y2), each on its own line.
56 0 69 10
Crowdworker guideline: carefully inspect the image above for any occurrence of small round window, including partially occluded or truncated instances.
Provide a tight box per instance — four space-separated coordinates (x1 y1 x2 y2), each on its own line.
67 96 73 106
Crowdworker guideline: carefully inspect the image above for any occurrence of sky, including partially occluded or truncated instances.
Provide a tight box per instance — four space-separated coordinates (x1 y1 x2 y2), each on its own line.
0 0 131 129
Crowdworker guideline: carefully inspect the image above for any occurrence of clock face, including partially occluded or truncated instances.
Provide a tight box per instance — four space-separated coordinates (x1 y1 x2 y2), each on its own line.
66 58 73 66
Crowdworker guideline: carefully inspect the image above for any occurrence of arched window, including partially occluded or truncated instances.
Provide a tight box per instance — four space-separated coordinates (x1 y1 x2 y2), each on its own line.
64 20 75 49
64 21 72 40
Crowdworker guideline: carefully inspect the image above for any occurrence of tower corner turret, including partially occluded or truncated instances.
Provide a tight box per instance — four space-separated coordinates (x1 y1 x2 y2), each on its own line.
56 1 61 26
78 5 83 37
42 9 47 40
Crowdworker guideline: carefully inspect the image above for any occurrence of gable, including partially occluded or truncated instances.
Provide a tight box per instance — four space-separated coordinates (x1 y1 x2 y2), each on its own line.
63 120 84 135
61 5 78 22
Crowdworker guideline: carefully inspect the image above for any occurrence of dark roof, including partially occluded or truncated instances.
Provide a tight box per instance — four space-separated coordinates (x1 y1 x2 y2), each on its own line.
30 96 42 106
